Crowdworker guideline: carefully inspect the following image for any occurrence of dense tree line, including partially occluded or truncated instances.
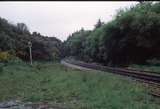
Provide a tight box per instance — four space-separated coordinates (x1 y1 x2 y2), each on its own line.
64 2 160 66
0 17 62 61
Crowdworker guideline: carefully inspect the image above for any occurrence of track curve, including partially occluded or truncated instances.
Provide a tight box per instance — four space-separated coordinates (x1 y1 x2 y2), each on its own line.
61 59 160 97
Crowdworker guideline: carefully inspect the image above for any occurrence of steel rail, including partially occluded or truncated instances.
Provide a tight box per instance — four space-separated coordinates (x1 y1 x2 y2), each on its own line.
62 59 160 97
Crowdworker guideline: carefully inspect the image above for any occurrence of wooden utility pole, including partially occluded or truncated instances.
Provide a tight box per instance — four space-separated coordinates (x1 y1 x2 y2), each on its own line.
28 41 33 65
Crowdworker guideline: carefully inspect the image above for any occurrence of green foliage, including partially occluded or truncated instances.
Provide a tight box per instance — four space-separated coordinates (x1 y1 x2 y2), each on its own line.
0 32 15 51
31 33 63 61
129 63 160 73
0 17 62 61
64 2 160 66
64 28 91 60
16 23 29 34
0 63 4 73
94 19 104 29
147 58 160 66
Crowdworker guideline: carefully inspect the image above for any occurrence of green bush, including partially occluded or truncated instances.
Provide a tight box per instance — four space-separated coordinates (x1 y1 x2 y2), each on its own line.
147 58 160 66
0 63 4 73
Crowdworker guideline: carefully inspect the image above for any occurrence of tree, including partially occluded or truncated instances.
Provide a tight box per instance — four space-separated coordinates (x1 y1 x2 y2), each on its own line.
64 2 160 66
0 17 63 61
17 23 29 34
94 19 104 29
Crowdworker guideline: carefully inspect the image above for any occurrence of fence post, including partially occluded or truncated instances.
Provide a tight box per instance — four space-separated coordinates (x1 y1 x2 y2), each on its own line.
28 41 32 65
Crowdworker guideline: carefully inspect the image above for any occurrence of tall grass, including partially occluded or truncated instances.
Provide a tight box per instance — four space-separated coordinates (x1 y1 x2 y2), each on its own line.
0 61 159 109
129 64 160 73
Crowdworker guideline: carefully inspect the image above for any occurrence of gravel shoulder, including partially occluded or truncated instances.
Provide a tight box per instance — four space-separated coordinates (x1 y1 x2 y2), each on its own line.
61 60 98 72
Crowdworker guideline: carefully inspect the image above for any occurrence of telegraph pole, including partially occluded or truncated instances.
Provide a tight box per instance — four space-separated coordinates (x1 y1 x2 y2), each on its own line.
28 41 33 65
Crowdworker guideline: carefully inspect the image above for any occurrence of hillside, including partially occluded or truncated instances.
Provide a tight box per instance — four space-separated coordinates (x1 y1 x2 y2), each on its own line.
64 2 160 66
0 17 63 61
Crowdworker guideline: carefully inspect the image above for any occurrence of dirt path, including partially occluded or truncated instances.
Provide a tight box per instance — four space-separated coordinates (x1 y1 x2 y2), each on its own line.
0 100 68 109
61 60 97 72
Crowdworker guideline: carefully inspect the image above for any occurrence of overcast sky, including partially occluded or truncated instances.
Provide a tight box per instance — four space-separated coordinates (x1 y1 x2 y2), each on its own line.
0 1 138 41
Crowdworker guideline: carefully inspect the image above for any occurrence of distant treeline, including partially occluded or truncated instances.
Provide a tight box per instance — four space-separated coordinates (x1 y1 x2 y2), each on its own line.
0 17 63 61
64 2 160 66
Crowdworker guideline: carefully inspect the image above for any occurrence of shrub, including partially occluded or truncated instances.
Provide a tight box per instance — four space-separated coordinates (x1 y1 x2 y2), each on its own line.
0 51 12 62
147 58 160 66
8 56 24 64
0 63 3 73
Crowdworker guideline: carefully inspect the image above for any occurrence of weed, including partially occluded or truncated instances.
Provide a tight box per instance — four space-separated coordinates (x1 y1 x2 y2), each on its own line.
0 62 159 108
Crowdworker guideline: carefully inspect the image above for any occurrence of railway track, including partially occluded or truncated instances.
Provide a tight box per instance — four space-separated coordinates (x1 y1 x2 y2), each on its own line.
62 59 160 97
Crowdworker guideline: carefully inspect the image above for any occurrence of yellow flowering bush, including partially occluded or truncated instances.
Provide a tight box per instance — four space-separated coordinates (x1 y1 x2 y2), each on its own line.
0 51 12 62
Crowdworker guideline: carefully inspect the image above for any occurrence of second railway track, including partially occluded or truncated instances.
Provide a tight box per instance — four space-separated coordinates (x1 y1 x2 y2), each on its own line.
62 59 160 97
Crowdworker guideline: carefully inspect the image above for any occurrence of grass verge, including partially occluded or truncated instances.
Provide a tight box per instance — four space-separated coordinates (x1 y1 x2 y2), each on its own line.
129 64 160 74
0 61 159 109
